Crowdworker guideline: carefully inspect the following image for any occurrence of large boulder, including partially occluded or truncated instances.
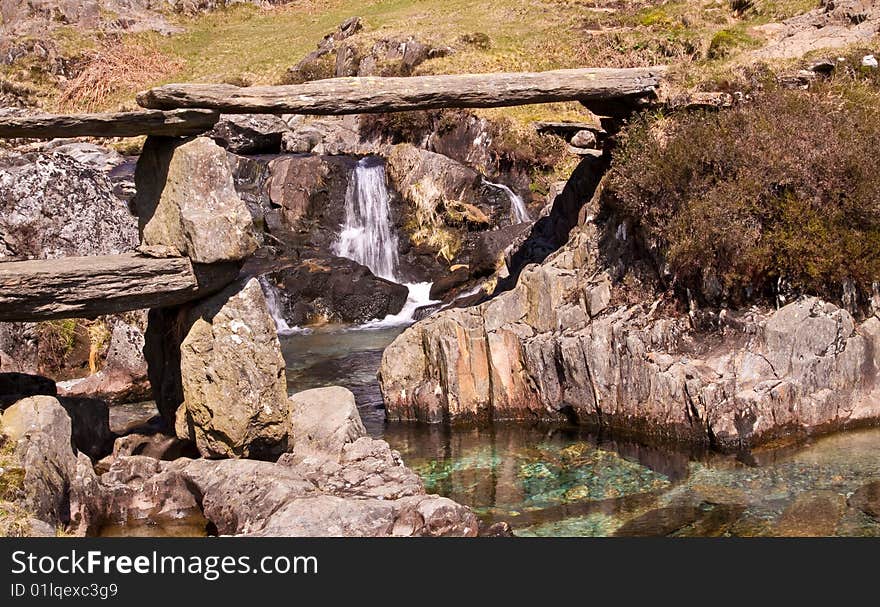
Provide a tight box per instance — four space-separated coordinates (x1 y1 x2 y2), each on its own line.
134 136 258 263
269 256 408 325
147 278 290 459
288 386 366 459
1 396 77 527
0 151 137 260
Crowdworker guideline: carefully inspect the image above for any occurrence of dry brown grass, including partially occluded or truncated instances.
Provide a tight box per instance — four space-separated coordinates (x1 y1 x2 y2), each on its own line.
57 41 182 112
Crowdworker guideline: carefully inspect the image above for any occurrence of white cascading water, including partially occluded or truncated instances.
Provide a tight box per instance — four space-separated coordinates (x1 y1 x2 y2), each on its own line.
483 178 530 224
258 276 311 335
333 157 435 327
333 156 400 282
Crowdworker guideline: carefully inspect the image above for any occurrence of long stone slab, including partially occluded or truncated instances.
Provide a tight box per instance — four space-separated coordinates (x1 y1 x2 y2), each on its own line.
136 67 667 115
0 109 220 139
0 253 240 321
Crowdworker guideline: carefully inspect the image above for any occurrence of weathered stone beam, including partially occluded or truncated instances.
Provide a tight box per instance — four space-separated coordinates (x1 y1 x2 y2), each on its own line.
136 67 667 114
0 253 239 321
0 109 220 139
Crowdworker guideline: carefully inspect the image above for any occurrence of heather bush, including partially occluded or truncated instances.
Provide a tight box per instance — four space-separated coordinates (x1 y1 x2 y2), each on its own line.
605 82 880 307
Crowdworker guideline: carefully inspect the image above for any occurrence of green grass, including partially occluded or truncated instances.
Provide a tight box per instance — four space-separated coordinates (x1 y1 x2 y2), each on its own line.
13 0 827 120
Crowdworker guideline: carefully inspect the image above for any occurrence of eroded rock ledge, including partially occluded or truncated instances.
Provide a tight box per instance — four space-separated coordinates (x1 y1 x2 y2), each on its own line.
379 218 880 450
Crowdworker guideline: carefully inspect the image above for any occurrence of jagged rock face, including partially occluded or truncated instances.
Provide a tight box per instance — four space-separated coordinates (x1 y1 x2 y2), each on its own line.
1 396 77 527
0 151 137 260
134 136 258 264
385 143 511 226
268 256 408 325
173 278 290 459
235 152 355 251
379 219 880 449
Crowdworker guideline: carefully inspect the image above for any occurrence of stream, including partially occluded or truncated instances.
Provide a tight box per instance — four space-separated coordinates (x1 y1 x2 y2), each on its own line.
279 327 880 537
275 153 880 536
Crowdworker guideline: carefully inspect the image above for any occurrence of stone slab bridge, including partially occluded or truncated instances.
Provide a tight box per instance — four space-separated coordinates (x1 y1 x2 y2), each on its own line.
0 66 667 442
0 66 669 320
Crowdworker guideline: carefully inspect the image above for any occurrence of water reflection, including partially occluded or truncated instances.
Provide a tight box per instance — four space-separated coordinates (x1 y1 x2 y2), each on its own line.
281 326 404 436
278 329 880 537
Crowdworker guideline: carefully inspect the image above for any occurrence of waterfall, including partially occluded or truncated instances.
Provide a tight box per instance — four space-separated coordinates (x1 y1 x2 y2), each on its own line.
258 276 310 336
332 157 400 281
333 156 435 327
483 178 530 223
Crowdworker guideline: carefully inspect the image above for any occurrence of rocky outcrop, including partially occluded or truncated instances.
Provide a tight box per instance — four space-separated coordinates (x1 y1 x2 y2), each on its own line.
145 278 289 459
69 385 479 536
751 0 880 60
134 136 258 264
57 321 151 404
380 214 880 449
284 17 364 84
353 36 451 77
268 257 408 325
385 143 512 225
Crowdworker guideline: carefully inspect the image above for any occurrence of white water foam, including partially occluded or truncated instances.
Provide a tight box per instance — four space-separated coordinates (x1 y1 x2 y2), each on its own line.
355 281 437 330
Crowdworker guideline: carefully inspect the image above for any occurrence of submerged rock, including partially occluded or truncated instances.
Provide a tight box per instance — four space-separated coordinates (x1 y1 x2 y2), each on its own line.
849 481 880 519
773 491 846 537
